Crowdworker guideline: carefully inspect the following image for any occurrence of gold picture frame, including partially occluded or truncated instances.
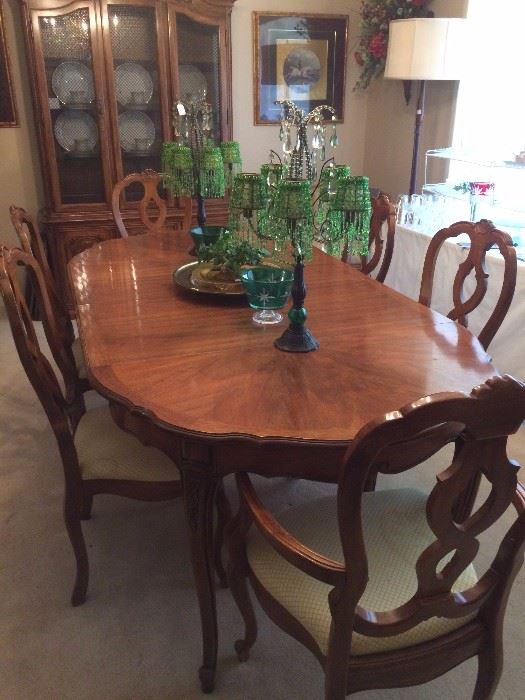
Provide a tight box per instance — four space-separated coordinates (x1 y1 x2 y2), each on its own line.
253 12 348 125
0 0 18 127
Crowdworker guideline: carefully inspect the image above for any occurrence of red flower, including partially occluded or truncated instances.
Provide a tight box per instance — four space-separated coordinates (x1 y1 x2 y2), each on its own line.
354 51 364 67
412 0 426 5
368 32 387 60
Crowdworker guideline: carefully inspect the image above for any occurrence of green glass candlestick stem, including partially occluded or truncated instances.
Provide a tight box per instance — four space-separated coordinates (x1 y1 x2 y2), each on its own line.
274 254 319 353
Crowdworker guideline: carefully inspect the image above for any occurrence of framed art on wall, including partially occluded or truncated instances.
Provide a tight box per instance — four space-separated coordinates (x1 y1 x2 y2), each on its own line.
253 12 348 125
0 1 17 127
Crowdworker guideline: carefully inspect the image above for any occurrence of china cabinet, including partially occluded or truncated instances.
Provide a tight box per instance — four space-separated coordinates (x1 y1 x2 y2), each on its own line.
20 0 236 306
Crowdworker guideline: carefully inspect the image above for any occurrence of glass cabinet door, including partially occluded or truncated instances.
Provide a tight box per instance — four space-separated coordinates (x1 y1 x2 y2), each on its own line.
175 14 222 144
104 1 169 199
36 6 111 207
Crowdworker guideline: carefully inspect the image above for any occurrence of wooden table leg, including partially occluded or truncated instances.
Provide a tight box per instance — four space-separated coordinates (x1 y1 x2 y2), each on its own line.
181 455 221 693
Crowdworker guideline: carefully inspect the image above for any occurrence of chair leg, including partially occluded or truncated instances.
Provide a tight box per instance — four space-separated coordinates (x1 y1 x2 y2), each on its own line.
214 480 231 588
473 643 502 700
80 493 93 520
63 491 89 606
227 506 257 661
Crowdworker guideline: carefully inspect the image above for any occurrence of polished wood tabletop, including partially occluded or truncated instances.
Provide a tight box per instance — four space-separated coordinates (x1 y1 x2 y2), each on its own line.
70 232 494 445
69 231 496 692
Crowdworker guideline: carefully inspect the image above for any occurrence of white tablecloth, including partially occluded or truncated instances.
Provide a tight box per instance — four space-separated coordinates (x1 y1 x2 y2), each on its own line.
382 225 525 380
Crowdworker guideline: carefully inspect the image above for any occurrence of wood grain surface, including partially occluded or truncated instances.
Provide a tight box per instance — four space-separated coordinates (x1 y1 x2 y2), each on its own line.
69 231 495 444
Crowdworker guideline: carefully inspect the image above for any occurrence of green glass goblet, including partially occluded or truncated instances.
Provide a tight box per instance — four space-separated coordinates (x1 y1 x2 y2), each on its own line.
240 267 294 325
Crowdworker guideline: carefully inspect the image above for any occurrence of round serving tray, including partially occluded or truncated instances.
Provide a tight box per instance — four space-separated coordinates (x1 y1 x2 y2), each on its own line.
173 262 245 296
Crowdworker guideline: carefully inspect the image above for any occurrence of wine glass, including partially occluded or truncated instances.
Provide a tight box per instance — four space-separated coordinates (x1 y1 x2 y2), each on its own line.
240 267 294 325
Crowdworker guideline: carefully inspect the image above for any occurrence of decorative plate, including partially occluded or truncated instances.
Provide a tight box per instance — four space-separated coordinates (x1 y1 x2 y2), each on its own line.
118 111 155 153
54 110 98 153
52 61 95 105
115 62 153 106
178 64 207 99
173 262 245 296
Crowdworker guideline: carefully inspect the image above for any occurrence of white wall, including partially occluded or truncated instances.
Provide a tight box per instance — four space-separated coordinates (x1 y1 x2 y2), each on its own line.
231 0 366 175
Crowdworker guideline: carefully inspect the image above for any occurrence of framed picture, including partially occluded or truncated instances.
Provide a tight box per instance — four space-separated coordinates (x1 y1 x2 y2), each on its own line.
253 12 348 125
0 1 18 127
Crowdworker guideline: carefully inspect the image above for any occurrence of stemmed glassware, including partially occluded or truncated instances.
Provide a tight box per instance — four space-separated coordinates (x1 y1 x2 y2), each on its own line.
240 267 294 325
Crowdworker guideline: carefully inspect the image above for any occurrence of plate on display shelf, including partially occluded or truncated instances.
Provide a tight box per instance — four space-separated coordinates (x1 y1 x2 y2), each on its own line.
178 64 208 99
173 262 245 296
115 62 154 107
52 61 95 106
54 110 98 153
118 111 155 153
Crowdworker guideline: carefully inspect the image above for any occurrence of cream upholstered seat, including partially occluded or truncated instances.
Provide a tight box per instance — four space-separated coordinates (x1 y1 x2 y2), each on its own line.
75 405 178 482
247 488 476 657
228 375 525 699
0 246 182 607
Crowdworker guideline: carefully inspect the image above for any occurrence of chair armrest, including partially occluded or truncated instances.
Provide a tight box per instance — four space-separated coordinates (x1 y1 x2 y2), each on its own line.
236 472 344 586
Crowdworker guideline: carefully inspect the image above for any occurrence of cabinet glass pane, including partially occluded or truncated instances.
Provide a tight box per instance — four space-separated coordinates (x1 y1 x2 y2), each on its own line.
39 10 105 205
109 5 162 193
176 15 221 143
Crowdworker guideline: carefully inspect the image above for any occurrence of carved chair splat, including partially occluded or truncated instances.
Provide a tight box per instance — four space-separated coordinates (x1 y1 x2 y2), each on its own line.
227 375 525 699
341 193 396 283
111 169 192 238
9 204 90 393
418 219 517 350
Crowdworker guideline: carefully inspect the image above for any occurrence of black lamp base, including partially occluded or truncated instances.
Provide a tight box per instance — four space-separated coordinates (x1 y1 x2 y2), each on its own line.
274 324 319 353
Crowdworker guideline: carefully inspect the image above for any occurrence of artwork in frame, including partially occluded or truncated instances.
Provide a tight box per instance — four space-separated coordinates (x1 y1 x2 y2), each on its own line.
0 0 17 127
253 12 348 125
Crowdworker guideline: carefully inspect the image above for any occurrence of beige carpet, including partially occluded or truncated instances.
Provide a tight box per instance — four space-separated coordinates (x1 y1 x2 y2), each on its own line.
1 316 524 700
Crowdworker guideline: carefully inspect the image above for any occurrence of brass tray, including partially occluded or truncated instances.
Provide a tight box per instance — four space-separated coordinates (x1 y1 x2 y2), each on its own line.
173 262 245 296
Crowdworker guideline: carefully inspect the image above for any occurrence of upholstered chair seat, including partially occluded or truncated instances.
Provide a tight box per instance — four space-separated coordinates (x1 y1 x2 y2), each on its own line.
246 488 477 658
74 405 178 482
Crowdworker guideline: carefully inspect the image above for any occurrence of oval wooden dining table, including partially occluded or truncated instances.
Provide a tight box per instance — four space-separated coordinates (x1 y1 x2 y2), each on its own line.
69 231 496 692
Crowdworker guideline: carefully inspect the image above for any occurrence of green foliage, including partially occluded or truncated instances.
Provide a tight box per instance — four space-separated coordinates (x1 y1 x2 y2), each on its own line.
197 233 269 277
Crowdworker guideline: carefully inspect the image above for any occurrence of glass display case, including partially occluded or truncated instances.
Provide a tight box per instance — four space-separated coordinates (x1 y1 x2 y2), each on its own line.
21 0 236 306
424 147 525 240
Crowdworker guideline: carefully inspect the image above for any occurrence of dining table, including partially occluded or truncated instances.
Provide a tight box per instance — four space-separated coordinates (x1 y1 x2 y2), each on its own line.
69 230 496 692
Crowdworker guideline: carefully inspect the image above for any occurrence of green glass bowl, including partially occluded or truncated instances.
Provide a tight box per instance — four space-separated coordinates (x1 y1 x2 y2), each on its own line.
240 267 294 325
190 226 229 252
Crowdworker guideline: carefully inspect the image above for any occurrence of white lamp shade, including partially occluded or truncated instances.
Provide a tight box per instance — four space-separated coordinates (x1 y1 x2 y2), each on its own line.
384 18 467 81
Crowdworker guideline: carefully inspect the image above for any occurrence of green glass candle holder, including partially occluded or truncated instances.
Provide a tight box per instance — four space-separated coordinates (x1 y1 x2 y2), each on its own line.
199 146 225 198
162 142 195 197
230 173 266 212
240 267 294 325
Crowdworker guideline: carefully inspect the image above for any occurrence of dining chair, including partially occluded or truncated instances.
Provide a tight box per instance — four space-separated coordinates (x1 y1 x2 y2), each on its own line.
111 169 192 238
9 204 90 393
227 374 525 700
341 192 396 283
0 245 183 606
418 219 517 350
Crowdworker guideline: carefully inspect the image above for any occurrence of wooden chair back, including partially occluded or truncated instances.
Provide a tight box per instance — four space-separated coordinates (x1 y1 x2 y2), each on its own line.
232 375 525 697
339 374 524 637
342 193 396 283
418 219 517 350
111 169 192 238
0 246 82 435
9 205 73 332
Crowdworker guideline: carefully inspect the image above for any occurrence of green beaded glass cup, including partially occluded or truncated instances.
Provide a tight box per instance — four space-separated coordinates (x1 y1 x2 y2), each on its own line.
240 267 294 325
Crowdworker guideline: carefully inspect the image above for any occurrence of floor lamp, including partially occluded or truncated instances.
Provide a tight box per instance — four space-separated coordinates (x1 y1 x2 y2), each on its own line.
384 18 467 196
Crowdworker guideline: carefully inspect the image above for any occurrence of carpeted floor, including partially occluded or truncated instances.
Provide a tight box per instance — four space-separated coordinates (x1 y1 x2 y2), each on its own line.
1 315 524 699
